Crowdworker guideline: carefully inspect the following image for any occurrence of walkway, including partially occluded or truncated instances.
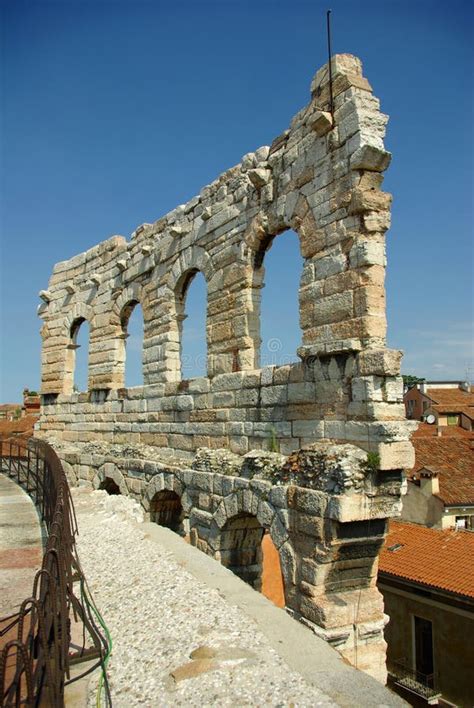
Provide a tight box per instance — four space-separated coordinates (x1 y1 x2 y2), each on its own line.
72 487 406 708
0 473 43 616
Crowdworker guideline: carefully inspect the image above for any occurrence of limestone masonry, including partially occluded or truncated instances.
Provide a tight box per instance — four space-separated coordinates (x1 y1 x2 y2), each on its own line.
37 54 416 682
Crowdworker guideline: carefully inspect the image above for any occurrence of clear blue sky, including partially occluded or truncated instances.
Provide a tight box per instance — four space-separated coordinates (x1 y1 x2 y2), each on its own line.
1 0 473 400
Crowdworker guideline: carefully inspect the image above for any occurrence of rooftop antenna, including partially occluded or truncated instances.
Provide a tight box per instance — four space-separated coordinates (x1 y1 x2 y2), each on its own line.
326 9 334 118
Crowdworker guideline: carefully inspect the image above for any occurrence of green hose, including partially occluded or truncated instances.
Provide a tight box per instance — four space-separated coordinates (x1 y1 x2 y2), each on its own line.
80 579 113 707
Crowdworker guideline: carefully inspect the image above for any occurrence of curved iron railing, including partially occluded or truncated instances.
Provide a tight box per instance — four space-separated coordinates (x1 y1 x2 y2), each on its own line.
0 436 110 707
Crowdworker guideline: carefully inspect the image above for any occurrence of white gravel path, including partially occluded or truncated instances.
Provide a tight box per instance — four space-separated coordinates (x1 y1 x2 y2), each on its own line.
72 487 335 707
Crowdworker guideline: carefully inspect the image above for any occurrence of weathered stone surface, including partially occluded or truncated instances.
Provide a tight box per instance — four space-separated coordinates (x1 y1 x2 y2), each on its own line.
310 111 333 136
37 53 415 684
357 348 402 376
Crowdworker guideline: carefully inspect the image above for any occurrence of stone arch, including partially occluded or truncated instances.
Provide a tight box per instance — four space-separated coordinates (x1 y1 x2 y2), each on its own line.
149 490 184 533
219 513 265 589
110 283 150 328
242 206 318 367
165 246 215 381
61 459 78 486
92 464 128 495
143 471 185 509
109 284 149 388
209 490 292 601
103 283 155 389
168 246 215 292
62 302 95 339
62 302 95 394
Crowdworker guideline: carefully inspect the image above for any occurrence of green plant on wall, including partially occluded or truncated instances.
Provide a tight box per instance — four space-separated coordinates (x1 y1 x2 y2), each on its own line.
268 426 280 453
362 451 380 473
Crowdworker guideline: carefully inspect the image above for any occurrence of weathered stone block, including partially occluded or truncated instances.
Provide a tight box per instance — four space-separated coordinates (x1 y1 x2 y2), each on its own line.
350 145 391 172
376 441 415 471
357 348 402 376
311 111 333 136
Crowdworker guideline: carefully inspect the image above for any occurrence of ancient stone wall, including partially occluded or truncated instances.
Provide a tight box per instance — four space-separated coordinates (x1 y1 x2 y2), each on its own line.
56 440 406 681
37 54 416 682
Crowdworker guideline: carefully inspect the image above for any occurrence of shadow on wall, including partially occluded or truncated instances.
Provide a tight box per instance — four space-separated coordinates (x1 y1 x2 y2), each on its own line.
99 478 121 495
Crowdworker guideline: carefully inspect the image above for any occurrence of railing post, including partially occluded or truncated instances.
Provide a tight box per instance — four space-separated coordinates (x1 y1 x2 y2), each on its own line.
26 444 31 493
35 451 40 506
42 459 47 522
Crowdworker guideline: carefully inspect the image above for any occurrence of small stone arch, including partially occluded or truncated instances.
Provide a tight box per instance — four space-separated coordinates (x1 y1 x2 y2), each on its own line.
110 283 151 329
209 490 292 600
92 464 128 495
149 490 184 533
62 302 95 339
167 246 215 293
143 471 185 507
220 513 265 589
61 459 78 486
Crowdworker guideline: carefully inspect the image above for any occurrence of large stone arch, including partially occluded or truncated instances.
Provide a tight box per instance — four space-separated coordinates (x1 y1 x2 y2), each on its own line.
61 302 95 394
161 246 216 380
107 283 151 388
241 201 320 368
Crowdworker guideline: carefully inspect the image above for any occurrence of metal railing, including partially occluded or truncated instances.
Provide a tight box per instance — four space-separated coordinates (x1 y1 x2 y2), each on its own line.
389 658 440 703
0 436 111 707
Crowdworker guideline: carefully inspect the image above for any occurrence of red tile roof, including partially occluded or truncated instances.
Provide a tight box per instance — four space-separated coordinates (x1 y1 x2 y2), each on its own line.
379 520 474 600
0 415 38 437
413 422 471 438
409 436 474 505
426 386 474 413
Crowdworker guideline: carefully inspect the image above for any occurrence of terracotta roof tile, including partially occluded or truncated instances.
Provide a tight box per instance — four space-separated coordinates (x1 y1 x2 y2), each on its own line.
409 436 474 505
413 422 471 438
0 415 38 437
379 521 474 600
426 387 474 412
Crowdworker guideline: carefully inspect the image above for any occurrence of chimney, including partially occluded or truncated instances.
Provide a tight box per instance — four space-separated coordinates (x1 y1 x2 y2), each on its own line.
420 470 440 496
420 382 428 394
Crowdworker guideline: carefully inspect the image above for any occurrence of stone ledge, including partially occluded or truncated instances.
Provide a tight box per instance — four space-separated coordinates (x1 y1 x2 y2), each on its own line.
142 521 407 707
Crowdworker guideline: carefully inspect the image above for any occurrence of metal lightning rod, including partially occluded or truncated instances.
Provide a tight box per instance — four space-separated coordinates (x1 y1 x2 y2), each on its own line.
326 9 334 118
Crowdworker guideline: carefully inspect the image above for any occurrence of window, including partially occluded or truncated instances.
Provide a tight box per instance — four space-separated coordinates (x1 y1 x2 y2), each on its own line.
447 414 459 426
121 301 144 387
179 271 207 379
455 515 474 531
413 616 434 687
258 229 302 368
70 318 89 393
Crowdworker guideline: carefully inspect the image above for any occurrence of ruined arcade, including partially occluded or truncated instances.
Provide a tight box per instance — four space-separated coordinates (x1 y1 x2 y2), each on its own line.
36 55 416 682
